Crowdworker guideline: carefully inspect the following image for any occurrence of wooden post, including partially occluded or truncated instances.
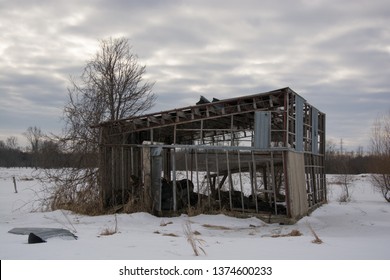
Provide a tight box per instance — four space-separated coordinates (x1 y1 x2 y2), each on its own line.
143 146 152 212
263 165 269 202
184 150 190 211
226 151 233 210
230 115 234 146
13 176 18 193
172 148 177 212
111 147 116 206
238 150 244 212
270 152 278 215
205 150 211 205
283 151 291 218
249 162 254 205
195 149 200 206
121 146 125 205
215 151 221 210
251 151 259 213
200 120 204 144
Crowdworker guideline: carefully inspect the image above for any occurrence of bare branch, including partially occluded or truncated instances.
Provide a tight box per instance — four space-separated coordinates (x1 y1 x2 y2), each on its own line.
370 109 390 203
40 37 156 214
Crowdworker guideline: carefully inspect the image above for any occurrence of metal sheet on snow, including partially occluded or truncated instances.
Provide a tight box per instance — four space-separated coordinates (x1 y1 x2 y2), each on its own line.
8 227 77 240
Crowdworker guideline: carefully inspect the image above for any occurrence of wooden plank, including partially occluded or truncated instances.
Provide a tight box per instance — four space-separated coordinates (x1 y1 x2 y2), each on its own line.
195 149 200 206
287 151 308 219
270 152 277 214
205 150 211 205
171 148 177 211
238 150 244 212
142 147 152 211
192 107 202 117
207 104 217 115
121 147 125 205
251 151 258 213
148 116 160 124
177 110 187 119
215 151 222 210
226 151 233 210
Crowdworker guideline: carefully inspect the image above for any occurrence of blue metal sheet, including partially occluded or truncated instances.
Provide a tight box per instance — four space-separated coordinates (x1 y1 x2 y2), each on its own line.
8 227 77 240
295 95 304 152
254 111 271 149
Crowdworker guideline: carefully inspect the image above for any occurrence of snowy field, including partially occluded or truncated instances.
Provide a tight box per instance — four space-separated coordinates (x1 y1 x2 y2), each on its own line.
1 168 390 260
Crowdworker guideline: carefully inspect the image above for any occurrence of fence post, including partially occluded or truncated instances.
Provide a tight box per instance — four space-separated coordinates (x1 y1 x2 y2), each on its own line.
13 176 18 193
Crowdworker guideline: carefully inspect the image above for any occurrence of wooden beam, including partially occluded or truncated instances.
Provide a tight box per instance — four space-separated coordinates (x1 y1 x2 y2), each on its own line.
177 110 187 120
147 116 160 124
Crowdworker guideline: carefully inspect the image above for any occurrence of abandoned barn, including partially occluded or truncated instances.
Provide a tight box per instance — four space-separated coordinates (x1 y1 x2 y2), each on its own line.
96 87 326 223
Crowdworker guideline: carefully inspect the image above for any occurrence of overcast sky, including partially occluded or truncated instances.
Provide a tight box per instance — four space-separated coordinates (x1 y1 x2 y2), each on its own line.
1 0 389 152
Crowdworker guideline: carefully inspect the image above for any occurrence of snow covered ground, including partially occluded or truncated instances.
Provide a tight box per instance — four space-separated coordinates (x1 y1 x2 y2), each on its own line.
1 168 390 260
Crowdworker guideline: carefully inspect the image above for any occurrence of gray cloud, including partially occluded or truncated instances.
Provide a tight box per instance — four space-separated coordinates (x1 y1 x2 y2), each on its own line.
0 0 389 150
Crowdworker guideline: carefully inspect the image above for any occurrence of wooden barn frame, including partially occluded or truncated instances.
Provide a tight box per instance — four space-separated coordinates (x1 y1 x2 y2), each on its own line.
95 87 326 223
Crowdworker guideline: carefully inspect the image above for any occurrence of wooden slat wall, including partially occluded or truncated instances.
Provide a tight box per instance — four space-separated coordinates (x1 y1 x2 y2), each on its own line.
287 151 309 218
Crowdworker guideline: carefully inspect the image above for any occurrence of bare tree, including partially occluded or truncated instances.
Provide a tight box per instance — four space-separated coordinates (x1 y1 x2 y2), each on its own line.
23 126 44 168
81 37 155 121
62 37 155 152
370 110 390 202
6 136 19 150
24 126 43 153
42 37 156 214
331 156 353 203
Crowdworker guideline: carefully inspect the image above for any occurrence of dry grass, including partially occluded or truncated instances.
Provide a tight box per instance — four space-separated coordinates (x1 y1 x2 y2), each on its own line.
42 209 78 233
202 224 232 230
184 221 206 256
187 206 201 217
50 185 104 216
271 229 302 238
100 228 117 236
307 223 323 244
160 220 173 227
99 214 118 236
162 233 179 237
123 198 150 214
39 168 106 216
337 193 352 203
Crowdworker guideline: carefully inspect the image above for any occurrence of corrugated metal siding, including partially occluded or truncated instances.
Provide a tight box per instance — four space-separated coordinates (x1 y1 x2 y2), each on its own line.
254 111 271 149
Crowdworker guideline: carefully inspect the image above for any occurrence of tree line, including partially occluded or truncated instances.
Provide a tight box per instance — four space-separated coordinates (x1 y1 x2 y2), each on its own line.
0 126 95 169
325 150 377 174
